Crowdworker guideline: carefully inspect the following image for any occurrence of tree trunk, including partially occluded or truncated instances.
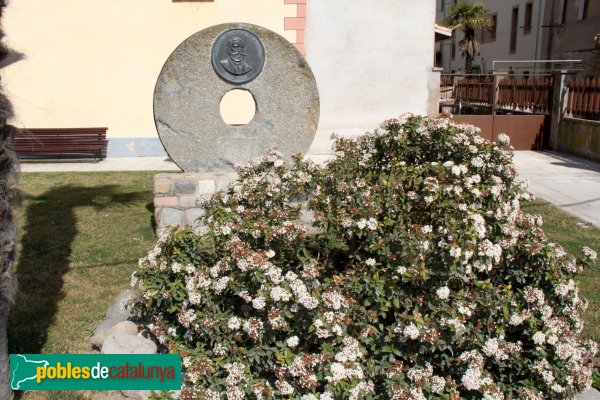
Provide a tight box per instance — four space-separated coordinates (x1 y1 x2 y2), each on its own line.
0 2 17 398
0 303 10 400
0 126 18 400
465 54 473 74
463 27 476 74
0 126 17 400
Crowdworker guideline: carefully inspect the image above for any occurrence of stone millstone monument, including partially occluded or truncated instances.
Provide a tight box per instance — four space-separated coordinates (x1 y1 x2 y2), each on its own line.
153 23 319 232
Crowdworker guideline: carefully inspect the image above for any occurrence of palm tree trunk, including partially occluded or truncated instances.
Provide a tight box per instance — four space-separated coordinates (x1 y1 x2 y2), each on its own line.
0 302 11 400
465 55 473 74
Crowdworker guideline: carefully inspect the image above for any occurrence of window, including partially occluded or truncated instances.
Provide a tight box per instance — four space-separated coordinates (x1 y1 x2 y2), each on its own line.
524 2 533 34
480 13 497 43
510 6 519 53
577 0 589 20
560 0 569 24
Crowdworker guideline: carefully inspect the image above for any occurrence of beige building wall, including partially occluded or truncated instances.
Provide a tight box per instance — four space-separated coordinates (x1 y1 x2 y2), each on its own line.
2 0 296 155
3 0 440 158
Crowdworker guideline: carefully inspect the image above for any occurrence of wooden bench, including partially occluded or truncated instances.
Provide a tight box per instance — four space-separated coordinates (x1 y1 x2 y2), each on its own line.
10 127 109 161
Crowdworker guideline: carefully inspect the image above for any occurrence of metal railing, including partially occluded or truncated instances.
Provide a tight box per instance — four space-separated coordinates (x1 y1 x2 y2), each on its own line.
497 76 552 113
440 73 553 115
566 78 600 121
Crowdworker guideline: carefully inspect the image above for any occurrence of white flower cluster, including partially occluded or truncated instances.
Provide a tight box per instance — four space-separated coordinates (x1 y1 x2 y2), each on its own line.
335 336 362 362
402 323 420 340
289 277 319 310
326 362 365 384
481 338 513 361
322 289 348 311
496 133 511 145
459 350 492 391
270 286 292 302
131 115 597 399
224 362 246 386
286 336 299 348
436 286 450 300
582 246 597 261
356 217 378 231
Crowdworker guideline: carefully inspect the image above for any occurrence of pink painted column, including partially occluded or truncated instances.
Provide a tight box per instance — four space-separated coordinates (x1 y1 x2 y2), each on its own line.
284 0 307 56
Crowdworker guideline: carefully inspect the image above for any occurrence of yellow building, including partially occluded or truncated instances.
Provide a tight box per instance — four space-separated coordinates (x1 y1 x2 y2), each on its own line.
2 0 441 158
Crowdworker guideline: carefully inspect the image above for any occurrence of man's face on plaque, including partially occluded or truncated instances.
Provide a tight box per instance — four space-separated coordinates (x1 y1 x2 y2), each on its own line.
227 38 246 63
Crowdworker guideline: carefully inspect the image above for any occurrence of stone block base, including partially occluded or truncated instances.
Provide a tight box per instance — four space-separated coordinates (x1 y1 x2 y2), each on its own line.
153 172 237 234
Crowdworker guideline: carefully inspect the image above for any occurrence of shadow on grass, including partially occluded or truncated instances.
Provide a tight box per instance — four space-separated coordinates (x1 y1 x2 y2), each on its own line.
8 185 148 360
146 201 156 233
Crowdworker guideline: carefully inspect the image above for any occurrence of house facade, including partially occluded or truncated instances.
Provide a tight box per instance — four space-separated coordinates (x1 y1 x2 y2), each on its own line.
2 0 300 157
435 0 598 76
540 0 599 77
2 0 442 158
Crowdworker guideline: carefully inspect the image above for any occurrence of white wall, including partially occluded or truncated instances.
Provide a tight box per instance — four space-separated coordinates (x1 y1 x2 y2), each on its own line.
305 0 438 155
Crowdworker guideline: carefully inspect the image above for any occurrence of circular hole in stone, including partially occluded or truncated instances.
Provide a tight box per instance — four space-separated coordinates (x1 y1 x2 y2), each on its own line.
219 89 256 126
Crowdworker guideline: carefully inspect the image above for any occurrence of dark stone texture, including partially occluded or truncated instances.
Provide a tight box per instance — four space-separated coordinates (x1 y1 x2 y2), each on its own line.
173 179 197 194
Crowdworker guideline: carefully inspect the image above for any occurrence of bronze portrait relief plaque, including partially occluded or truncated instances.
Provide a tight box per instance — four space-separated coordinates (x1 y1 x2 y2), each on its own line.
211 29 265 85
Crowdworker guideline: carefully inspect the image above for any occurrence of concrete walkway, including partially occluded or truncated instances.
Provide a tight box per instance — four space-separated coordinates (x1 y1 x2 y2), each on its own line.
19 156 180 172
512 151 600 229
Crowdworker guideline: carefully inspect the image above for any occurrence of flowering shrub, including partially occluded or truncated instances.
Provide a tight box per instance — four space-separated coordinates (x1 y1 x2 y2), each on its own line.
132 115 598 399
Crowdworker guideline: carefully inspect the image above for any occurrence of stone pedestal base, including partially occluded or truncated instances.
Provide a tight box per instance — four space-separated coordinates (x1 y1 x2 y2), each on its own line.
153 172 237 233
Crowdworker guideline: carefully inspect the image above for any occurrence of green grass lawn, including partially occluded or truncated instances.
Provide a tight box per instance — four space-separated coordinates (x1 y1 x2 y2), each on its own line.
521 199 600 345
6 172 600 399
9 172 157 357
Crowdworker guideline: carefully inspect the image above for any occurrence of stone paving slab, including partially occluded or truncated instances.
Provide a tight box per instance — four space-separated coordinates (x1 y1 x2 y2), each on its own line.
19 157 181 172
577 388 600 400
